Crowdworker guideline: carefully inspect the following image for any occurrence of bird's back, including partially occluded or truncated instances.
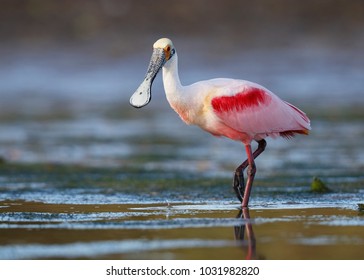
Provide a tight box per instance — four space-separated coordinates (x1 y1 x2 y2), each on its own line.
188 78 311 142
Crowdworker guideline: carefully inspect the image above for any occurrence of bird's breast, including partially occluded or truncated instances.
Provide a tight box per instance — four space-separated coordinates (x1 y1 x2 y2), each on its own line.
169 101 193 124
165 85 216 126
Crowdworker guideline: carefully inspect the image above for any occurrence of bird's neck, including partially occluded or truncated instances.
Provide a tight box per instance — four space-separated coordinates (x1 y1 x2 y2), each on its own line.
162 53 193 124
162 53 183 96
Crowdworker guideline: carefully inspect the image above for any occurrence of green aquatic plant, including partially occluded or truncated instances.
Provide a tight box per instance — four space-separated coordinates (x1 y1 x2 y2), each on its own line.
311 177 331 193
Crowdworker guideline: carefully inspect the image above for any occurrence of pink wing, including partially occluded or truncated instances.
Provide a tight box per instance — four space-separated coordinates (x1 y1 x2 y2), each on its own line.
211 85 311 140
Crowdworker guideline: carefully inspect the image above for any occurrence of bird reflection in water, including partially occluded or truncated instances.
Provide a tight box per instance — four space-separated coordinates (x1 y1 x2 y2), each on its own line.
234 208 256 259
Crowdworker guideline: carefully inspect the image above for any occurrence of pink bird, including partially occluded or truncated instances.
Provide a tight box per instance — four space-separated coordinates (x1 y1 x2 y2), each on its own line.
130 38 311 208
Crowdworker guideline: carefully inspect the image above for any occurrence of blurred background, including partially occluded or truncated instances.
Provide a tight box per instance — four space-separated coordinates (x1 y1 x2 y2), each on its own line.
2 0 364 49
0 0 363 165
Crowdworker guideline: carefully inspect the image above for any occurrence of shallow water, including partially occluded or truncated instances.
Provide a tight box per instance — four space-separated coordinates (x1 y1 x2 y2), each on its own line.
1 200 363 260
0 122 363 260
0 46 363 259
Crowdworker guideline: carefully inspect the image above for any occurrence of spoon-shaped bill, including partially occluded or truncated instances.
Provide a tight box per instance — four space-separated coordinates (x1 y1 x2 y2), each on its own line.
130 48 165 108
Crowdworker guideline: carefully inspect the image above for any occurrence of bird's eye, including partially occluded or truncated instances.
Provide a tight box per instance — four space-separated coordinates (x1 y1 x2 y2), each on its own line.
166 46 171 52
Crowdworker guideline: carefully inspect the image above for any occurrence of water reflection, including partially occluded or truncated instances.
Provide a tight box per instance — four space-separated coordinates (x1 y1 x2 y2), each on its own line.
234 208 256 260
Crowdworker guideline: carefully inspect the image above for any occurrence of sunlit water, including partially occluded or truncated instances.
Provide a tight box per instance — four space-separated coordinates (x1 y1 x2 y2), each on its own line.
0 45 363 259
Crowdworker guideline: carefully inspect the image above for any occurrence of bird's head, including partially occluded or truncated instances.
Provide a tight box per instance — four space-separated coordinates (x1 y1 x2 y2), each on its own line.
130 38 176 108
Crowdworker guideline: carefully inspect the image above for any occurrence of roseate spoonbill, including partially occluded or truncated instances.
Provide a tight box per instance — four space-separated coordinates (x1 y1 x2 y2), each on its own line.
130 38 311 208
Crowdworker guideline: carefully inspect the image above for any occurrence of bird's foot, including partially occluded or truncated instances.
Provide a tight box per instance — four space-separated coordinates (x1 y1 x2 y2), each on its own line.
233 171 245 203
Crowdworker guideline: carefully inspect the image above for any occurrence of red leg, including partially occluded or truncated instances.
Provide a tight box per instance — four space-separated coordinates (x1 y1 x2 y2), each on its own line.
233 139 266 204
242 144 256 208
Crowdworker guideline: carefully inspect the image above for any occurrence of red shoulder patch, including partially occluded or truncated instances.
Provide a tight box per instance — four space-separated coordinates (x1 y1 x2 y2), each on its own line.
211 88 270 113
